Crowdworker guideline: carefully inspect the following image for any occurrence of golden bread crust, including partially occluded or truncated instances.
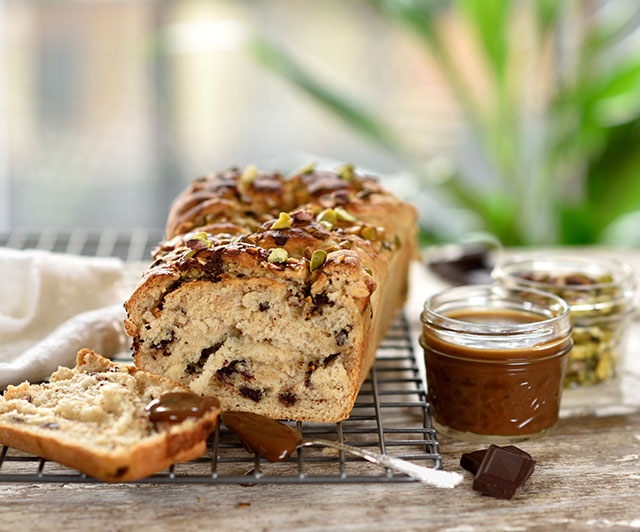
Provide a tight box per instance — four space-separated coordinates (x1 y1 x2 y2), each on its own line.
0 349 220 482
126 166 416 422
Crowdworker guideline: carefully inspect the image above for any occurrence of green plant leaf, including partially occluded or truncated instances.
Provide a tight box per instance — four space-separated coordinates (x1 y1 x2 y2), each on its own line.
586 55 640 127
585 118 640 231
533 0 562 34
587 3 640 52
248 35 402 154
246 1 640 247
367 0 444 50
558 204 599 246
591 55 640 100
456 0 511 81
440 179 523 245
369 0 515 187
549 49 640 169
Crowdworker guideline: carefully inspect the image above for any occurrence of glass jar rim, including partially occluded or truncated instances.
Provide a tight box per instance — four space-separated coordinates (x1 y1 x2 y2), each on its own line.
492 254 636 292
418 333 572 363
421 284 571 336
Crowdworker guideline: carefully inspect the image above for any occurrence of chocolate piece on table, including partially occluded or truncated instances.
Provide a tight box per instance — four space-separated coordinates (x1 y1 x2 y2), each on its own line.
460 449 487 474
427 243 493 285
460 445 533 476
472 445 536 499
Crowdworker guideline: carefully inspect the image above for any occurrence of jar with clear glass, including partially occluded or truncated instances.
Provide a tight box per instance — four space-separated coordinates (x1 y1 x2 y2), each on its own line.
493 255 636 387
420 285 572 442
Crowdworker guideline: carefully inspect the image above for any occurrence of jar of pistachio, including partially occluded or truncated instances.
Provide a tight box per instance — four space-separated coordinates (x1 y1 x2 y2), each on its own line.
492 255 636 387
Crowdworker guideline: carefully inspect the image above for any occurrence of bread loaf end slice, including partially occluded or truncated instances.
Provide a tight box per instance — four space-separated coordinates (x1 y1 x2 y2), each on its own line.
0 349 220 482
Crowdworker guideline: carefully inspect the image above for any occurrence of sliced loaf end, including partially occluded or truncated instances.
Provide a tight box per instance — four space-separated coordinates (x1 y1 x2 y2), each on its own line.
0 349 220 482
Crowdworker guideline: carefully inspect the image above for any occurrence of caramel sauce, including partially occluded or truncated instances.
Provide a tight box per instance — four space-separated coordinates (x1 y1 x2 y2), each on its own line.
446 308 544 325
145 392 220 423
422 308 571 361
422 308 572 437
221 411 301 462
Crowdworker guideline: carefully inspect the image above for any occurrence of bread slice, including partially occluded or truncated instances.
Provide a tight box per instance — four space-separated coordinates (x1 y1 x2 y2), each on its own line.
0 349 220 482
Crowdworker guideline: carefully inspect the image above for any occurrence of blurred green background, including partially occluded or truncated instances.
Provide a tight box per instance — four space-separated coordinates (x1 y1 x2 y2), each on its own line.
2 0 640 247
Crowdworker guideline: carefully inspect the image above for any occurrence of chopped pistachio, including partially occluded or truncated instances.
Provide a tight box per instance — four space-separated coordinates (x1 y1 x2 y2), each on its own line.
268 248 288 263
511 266 630 387
317 208 337 225
240 164 259 185
188 232 212 249
564 322 622 387
191 231 209 242
319 221 334 231
364 267 373 276
292 161 316 176
310 249 328 272
334 207 356 222
271 212 292 230
394 235 402 248
595 352 612 381
570 342 597 360
360 226 378 241
183 249 196 259
335 163 354 181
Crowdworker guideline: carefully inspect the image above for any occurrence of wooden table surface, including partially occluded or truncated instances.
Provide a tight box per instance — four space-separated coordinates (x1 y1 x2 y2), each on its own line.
2 410 639 532
2 250 640 532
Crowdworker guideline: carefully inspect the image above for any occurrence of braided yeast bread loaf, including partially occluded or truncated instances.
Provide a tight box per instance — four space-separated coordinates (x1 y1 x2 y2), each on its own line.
125 165 416 422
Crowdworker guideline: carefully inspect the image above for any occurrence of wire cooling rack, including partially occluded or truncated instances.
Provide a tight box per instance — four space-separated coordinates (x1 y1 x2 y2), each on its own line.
0 229 440 484
0 228 165 261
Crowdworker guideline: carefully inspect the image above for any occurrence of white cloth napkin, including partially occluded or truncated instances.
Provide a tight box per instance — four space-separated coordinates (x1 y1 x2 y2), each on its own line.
0 247 129 390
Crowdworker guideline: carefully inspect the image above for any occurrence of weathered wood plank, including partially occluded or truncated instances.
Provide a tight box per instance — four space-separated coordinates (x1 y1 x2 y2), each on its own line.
1 412 639 532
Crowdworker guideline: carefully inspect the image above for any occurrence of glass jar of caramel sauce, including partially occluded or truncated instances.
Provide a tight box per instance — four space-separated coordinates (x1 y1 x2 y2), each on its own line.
420 285 572 442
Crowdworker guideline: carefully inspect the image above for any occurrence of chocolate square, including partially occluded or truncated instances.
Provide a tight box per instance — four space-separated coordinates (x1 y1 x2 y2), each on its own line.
460 449 487 474
472 445 536 499
461 445 533 477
